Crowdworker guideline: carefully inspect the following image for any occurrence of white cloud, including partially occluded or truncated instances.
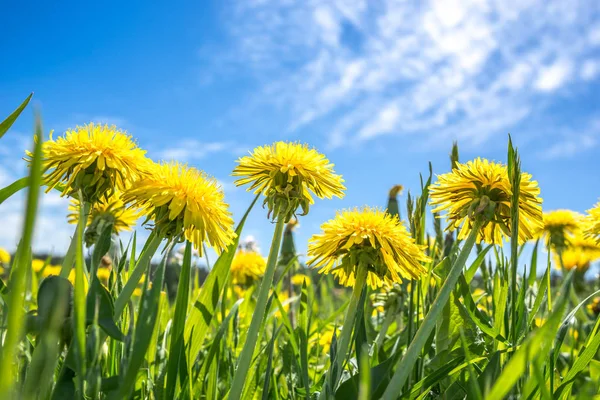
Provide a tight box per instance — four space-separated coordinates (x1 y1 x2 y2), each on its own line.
581 59 599 81
534 59 573 92
156 140 232 162
539 119 600 159
218 0 599 149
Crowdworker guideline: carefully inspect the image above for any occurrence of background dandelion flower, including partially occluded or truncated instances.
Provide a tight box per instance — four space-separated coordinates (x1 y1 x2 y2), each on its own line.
430 158 543 245
584 200 600 243
554 235 600 271
538 209 583 250
230 250 267 286
307 207 429 289
0 248 10 265
232 141 345 221
123 162 235 253
36 123 149 202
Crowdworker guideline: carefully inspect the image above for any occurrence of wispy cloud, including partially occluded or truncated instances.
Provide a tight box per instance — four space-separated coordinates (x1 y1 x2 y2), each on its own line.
155 139 235 162
216 0 599 149
538 119 600 159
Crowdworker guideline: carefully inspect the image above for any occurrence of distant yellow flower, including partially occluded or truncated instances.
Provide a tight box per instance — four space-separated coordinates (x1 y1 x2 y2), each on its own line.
36 123 150 203
430 158 543 245
41 265 62 277
291 274 311 286
0 267 5 275
123 162 235 254
555 235 600 271
538 210 583 250
32 259 47 272
232 142 345 221
584 200 600 244
96 267 112 281
318 328 337 353
307 207 430 289
0 248 10 265
389 185 403 197
68 191 140 233
231 250 267 286
133 288 143 297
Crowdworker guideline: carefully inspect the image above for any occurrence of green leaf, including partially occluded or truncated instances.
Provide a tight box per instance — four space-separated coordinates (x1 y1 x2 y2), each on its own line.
0 113 43 395
465 244 492 283
184 194 258 368
261 325 281 400
485 272 574 400
0 177 29 206
86 279 124 341
554 318 600 398
166 241 193 399
115 246 169 399
0 93 33 139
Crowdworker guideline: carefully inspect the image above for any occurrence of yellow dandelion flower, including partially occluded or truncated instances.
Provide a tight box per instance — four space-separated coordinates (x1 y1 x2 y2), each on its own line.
291 273 311 286
32 259 47 273
555 235 600 271
96 267 112 281
231 250 267 286
0 267 5 275
68 191 140 233
133 288 143 297
0 248 10 265
35 123 150 203
584 200 600 243
538 210 583 250
232 142 345 221
40 265 62 278
307 207 430 289
123 162 235 253
430 158 543 245
318 328 337 353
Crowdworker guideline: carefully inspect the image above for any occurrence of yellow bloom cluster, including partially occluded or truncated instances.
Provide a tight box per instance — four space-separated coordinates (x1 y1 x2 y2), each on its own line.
38 123 150 202
123 162 235 253
430 158 543 245
68 191 140 233
0 248 11 265
230 249 267 287
308 207 430 289
584 200 600 244
233 142 345 221
555 235 600 271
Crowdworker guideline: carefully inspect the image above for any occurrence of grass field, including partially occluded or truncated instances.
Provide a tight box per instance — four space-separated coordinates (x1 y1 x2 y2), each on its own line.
1 94 600 400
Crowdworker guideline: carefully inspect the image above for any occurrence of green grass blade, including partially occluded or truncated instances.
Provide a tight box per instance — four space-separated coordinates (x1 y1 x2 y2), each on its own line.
465 244 492 283
0 113 43 395
166 241 192 399
115 245 169 399
261 324 281 400
185 194 258 375
0 177 29 206
0 93 33 139
72 196 89 395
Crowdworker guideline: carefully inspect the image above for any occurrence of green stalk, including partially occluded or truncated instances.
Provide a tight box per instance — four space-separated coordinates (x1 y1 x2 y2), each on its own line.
113 231 162 318
373 304 396 351
60 202 91 278
546 244 552 312
228 217 285 400
381 218 483 400
319 265 368 400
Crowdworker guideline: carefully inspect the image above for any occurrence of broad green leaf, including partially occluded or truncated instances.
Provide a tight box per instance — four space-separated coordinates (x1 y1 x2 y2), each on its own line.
465 244 492 283
0 93 33 139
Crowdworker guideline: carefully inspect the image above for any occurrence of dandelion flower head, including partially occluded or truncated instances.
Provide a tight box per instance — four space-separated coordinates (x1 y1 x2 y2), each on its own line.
430 158 543 245
307 207 430 289
233 142 345 222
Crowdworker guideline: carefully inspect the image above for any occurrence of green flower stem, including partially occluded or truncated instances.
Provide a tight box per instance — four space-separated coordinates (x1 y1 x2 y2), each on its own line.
60 201 91 278
319 265 369 399
113 231 162 318
228 217 286 400
381 218 483 400
373 303 396 352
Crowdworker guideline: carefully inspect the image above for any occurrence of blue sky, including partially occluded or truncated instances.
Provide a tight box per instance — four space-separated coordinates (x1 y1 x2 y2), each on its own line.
0 0 599 266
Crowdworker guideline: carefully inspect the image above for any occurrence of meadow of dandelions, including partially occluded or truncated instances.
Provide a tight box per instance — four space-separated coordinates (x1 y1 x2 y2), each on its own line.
0 95 600 400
